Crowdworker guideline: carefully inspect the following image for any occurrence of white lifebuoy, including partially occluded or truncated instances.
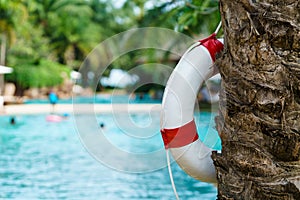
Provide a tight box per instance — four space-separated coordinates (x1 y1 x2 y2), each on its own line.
160 33 223 183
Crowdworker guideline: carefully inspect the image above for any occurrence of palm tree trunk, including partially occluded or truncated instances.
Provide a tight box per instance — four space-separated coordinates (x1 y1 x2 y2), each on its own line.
0 33 7 65
0 33 7 95
212 0 300 199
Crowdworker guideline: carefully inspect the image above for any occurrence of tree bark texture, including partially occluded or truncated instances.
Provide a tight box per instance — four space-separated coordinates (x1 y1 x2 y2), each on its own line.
212 0 300 199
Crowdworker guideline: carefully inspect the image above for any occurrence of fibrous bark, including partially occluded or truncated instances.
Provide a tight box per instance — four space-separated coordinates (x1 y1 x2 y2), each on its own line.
212 0 300 199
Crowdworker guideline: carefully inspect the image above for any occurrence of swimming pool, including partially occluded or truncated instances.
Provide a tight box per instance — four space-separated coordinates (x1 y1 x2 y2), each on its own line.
0 112 220 199
24 94 162 104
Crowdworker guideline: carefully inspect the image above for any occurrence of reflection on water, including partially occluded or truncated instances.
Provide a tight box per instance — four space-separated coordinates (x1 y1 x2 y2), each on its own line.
0 114 218 199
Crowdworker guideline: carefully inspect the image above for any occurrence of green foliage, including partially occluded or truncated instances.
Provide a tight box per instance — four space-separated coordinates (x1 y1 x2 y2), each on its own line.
8 23 52 62
27 0 98 66
158 0 220 36
176 0 221 35
6 59 70 88
0 0 27 44
127 0 221 36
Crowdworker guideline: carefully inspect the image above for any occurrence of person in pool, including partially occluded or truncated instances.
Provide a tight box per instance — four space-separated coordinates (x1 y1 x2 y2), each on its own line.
48 90 58 113
99 123 105 129
10 116 16 125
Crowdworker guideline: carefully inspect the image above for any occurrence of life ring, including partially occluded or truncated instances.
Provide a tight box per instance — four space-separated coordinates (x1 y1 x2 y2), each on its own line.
160 33 223 183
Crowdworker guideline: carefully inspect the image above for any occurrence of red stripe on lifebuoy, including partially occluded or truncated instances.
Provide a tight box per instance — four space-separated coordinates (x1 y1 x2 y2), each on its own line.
161 120 198 149
199 33 223 62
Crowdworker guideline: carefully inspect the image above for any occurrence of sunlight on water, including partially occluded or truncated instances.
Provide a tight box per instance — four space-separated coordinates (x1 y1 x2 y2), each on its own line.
0 113 218 199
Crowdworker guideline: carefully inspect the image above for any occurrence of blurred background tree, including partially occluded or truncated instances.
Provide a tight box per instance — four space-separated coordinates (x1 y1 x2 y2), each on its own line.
0 0 220 94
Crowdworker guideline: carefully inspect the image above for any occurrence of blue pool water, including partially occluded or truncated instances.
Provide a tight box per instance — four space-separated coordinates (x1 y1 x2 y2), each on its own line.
24 94 161 104
0 112 220 199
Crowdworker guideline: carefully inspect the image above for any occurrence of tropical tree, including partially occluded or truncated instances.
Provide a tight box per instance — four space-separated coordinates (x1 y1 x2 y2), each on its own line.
119 0 220 35
3 0 85 94
167 0 220 35
6 21 70 95
0 0 27 65
212 0 300 199
28 0 98 67
89 0 127 35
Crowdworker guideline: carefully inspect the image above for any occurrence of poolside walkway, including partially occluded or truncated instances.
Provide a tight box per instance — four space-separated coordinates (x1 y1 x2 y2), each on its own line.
1 104 162 115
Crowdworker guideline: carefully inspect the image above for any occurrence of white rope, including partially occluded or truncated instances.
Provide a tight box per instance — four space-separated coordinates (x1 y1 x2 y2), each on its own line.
182 41 201 56
214 21 222 35
166 149 180 200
